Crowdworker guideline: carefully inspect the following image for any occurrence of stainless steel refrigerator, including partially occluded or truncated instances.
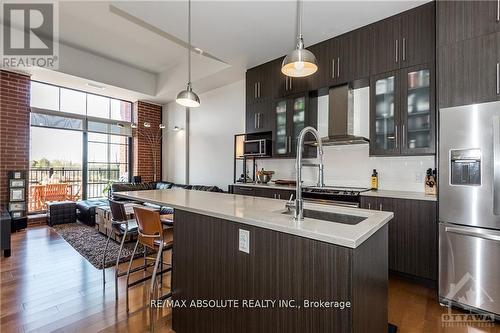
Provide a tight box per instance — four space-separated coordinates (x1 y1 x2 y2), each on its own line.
439 101 500 317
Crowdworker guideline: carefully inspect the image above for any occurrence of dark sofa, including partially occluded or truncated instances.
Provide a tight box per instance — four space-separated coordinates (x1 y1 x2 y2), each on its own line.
76 181 223 226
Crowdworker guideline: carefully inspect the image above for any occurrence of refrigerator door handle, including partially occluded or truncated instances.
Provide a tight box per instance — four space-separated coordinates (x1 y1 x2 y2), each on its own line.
445 226 500 242
494 116 500 215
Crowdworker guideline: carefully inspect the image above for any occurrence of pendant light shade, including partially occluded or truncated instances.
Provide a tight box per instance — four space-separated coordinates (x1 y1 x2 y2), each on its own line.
176 82 200 108
281 37 318 77
281 0 318 78
176 0 200 108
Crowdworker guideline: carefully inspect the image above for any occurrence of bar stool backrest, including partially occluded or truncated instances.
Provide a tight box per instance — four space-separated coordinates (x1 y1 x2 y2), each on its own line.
133 206 162 249
109 200 127 222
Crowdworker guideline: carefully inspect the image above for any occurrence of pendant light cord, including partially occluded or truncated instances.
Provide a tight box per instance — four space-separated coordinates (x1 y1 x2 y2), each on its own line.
297 0 303 40
188 0 192 85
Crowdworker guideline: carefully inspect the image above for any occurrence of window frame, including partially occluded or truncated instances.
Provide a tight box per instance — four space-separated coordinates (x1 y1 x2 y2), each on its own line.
29 81 134 200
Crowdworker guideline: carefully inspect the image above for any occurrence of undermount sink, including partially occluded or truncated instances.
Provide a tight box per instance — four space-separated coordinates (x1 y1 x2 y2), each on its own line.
282 209 366 225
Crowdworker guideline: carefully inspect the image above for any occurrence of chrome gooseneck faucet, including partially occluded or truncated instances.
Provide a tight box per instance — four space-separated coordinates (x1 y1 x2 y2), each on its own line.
286 126 324 221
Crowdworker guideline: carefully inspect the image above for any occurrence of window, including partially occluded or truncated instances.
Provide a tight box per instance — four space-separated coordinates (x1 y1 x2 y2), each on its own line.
30 81 59 110
30 81 132 122
28 81 133 210
60 88 86 115
87 133 130 199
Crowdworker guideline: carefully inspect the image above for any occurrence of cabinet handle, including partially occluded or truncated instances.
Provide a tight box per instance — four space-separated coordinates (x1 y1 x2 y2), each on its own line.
497 63 499 95
278 194 281 199
368 203 371 210
288 136 292 153
395 126 398 148
497 0 499 22
273 194 276 199
254 83 257 99
284 135 288 153
402 37 406 61
285 77 289 91
258 82 261 98
402 124 406 148
337 57 340 78
395 39 398 63
379 203 383 211
254 113 258 129
332 58 335 78
257 113 260 129
290 77 292 90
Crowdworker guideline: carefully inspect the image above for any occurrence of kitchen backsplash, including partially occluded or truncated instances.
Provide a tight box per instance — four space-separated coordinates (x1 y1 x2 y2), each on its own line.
252 144 435 192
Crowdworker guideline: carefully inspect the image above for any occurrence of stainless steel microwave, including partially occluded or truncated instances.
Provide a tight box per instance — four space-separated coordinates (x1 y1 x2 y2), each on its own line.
243 139 271 157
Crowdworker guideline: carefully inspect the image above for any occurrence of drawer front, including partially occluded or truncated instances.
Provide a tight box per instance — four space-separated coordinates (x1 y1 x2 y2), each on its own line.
232 186 256 196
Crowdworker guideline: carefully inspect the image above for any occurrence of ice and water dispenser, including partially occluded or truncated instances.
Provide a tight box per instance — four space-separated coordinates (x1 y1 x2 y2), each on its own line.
450 149 481 186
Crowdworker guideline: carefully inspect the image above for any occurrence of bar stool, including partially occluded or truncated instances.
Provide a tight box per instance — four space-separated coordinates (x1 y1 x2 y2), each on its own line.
125 206 173 331
102 200 138 300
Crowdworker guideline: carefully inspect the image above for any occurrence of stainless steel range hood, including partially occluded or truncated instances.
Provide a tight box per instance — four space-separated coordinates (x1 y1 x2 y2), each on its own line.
317 85 370 146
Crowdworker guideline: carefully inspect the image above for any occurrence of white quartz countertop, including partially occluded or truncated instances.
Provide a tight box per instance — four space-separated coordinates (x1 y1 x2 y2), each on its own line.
115 189 393 249
360 189 437 201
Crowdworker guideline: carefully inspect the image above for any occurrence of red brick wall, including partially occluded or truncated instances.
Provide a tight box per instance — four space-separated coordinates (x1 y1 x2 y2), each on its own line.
133 101 162 183
0 70 31 206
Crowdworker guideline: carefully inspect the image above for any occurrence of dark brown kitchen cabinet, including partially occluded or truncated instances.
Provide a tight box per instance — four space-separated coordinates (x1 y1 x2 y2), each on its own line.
279 73 311 96
307 40 329 90
245 100 274 134
307 28 371 90
437 0 500 47
438 32 500 108
327 34 350 86
347 27 371 81
231 185 294 200
370 63 435 156
370 16 401 75
246 61 279 106
360 196 437 282
370 2 435 75
401 2 435 68
273 95 317 158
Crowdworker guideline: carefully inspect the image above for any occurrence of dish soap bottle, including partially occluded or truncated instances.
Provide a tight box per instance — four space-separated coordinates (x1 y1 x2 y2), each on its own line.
371 169 378 190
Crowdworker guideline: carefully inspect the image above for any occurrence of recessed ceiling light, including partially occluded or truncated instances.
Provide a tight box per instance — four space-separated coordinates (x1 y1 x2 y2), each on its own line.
86 82 105 90
193 47 203 55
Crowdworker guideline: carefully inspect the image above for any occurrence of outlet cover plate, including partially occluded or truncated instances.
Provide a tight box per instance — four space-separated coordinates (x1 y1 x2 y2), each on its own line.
239 229 250 254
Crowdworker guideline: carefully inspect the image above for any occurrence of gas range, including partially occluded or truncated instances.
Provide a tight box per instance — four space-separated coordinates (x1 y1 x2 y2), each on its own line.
301 186 371 208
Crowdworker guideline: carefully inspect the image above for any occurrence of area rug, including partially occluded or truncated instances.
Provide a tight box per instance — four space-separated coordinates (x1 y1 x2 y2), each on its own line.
52 222 149 269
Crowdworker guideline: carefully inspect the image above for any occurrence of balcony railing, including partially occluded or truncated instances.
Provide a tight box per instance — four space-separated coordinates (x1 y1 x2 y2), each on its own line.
28 167 121 212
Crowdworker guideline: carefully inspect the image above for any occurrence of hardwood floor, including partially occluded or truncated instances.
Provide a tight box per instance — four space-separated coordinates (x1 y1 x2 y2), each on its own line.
1 225 499 333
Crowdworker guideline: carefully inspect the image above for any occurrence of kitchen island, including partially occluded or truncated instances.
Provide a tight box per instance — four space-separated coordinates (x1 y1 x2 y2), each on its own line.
115 189 393 333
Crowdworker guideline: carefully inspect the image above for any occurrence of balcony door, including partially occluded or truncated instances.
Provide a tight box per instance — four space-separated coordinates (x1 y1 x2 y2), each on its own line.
29 127 83 212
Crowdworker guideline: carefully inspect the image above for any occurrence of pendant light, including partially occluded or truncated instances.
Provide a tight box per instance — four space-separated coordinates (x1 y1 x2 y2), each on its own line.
176 0 200 108
281 0 318 78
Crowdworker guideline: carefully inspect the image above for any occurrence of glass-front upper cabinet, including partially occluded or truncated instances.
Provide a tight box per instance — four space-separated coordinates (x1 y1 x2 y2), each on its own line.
370 72 400 156
370 64 435 156
401 65 435 155
290 97 306 154
274 100 288 156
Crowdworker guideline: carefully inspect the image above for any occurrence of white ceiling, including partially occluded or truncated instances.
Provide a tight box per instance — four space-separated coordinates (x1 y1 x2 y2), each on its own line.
29 0 430 104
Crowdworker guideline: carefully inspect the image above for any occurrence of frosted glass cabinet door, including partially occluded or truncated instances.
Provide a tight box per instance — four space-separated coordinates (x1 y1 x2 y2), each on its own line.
370 71 400 155
274 100 288 156
401 65 435 155
290 97 306 153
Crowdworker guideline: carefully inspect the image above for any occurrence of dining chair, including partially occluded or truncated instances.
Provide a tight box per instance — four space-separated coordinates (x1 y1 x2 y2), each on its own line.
102 200 138 300
126 206 173 331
